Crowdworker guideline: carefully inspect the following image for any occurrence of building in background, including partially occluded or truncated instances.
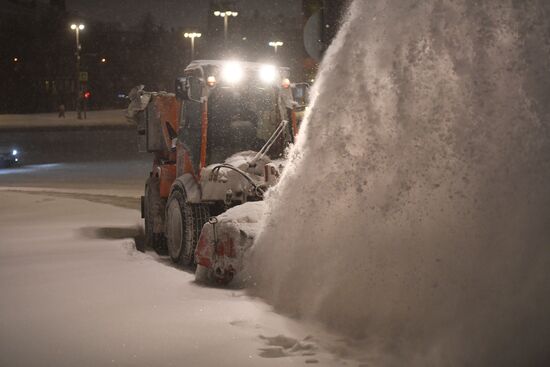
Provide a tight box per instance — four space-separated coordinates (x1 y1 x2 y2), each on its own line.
1 0 72 113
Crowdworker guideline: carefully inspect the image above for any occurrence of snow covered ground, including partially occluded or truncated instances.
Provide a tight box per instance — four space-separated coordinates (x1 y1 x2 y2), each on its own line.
0 189 350 367
0 120 354 365
0 161 149 197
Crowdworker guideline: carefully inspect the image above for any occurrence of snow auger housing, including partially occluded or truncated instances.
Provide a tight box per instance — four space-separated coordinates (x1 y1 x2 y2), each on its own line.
128 60 299 269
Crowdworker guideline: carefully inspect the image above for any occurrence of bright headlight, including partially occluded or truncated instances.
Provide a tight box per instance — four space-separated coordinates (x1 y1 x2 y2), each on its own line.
221 61 244 84
12 149 18 156
259 64 277 83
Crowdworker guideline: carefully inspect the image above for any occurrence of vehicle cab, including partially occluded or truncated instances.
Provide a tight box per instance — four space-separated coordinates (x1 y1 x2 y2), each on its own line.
175 60 297 205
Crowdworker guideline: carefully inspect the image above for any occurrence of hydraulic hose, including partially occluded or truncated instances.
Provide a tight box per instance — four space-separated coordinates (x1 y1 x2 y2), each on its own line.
211 164 266 198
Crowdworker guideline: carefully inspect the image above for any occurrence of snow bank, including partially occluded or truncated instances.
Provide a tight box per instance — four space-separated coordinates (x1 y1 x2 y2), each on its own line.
248 1 550 366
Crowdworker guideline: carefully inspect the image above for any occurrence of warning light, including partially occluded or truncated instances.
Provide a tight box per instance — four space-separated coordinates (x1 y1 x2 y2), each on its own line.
281 78 291 89
84 91 91 99
207 76 216 86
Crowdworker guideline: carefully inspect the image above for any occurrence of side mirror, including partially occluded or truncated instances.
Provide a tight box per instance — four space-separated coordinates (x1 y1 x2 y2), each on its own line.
175 77 190 101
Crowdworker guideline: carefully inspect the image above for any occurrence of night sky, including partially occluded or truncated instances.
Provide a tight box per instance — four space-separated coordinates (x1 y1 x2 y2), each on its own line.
65 0 208 28
65 0 301 29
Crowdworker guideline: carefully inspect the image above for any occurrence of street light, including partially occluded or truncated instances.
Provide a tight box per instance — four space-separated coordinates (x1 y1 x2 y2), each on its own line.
184 32 202 60
213 10 238 43
70 23 85 119
268 41 284 53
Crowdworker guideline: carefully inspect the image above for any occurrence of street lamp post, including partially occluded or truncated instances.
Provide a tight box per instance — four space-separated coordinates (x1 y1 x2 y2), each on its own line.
184 32 202 60
70 23 85 119
268 41 284 53
213 10 238 43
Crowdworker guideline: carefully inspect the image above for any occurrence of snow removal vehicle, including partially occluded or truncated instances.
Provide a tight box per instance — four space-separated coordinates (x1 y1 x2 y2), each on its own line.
128 60 299 281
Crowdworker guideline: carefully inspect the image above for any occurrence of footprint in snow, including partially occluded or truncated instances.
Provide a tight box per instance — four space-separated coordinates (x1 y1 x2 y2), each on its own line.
229 319 260 329
259 347 287 358
258 334 318 359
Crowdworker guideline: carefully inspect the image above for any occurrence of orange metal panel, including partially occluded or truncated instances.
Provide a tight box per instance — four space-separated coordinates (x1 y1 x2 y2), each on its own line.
159 164 177 198
291 109 298 138
155 94 180 131
154 94 181 154
199 100 208 173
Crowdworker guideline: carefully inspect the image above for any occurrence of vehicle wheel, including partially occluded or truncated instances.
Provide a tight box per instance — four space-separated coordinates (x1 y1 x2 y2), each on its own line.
165 188 210 266
144 177 167 255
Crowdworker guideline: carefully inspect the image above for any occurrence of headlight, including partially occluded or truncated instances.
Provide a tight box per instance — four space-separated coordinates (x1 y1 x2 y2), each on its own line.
259 64 277 83
12 149 18 156
221 61 244 84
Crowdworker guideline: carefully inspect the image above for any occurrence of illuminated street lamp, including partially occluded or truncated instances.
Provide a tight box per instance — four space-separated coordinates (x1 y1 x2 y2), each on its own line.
268 41 284 53
184 32 202 60
13 57 19 62
213 10 238 43
70 23 85 53
70 23 85 119
100 58 107 63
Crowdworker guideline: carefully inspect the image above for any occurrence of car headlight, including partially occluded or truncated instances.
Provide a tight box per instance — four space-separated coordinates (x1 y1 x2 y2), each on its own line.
12 149 18 156
259 64 277 83
221 61 244 84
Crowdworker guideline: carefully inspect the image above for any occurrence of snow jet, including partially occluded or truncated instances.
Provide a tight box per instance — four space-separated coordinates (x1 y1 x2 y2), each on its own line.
248 1 550 366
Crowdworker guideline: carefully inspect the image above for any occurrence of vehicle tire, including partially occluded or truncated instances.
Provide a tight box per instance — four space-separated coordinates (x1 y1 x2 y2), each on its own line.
165 188 210 266
144 177 167 255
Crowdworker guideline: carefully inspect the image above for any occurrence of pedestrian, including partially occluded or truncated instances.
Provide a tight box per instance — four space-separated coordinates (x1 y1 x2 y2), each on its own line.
58 103 65 118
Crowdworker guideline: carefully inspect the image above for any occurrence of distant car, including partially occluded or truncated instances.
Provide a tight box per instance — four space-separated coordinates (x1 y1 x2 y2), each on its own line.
0 148 21 168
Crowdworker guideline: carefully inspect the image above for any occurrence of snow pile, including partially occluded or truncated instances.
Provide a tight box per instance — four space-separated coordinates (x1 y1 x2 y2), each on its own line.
214 200 266 237
248 1 550 366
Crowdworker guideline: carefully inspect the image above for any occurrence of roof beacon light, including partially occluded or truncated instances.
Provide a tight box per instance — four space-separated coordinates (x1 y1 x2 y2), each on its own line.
207 76 217 87
282 78 291 89
221 61 244 84
259 64 277 83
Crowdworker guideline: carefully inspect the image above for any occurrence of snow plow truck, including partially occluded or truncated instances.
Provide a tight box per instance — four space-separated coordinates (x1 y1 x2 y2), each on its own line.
127 60 306 283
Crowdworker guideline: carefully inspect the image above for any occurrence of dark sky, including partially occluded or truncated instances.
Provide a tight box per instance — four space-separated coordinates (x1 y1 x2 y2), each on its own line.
65 0 208 28
65 0 301 29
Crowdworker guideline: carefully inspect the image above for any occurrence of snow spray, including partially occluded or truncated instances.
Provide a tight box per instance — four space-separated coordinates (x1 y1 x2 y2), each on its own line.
248 1 550 366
